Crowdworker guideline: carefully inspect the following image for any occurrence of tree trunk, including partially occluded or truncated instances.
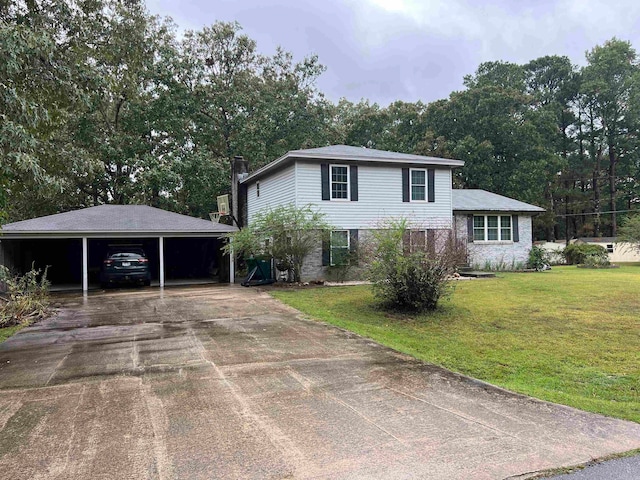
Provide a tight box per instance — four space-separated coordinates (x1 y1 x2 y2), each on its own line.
589 110 601 237
593 155 601 237
608 142 617 236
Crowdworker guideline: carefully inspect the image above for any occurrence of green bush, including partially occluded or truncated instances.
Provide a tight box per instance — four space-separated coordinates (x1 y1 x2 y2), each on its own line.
581 254 611 268
366 218 464 312
372 253 450 311
527 246 549 271
563 244 609 265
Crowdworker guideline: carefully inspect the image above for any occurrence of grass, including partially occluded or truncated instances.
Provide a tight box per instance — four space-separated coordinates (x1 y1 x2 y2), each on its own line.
271 265 640 423
0 324 25 344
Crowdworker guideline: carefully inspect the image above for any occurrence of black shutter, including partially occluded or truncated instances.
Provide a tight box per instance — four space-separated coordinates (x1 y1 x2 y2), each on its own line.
512 215 519 242
426 229 436 256
349 229 359 265
402 168 410 202
467 215 474 243
350 165 358 201
322 235 330 266
321 164 330 200
427 168 435 202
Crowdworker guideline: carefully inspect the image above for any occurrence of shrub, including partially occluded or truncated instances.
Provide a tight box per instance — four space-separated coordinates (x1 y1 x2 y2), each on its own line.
224 204 331 283
563 244 609 265
0 264 51 328
581 254 611 268
527 246 549 271
366 218 465 312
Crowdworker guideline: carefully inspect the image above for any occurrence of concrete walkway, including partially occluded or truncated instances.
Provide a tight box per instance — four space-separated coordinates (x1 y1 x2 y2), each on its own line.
0 286 638 479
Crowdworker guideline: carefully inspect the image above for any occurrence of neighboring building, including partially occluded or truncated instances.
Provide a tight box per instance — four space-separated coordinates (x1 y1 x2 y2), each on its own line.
572 237 640 263
238 145 545 280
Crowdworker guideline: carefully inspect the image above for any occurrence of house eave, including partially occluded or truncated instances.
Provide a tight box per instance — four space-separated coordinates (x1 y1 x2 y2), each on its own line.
453 209 545 214
241 151 464 185
0 229 236 239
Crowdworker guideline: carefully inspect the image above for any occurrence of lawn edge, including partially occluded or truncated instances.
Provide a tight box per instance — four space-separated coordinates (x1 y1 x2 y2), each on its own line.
271 293 640 477
269 290 640 422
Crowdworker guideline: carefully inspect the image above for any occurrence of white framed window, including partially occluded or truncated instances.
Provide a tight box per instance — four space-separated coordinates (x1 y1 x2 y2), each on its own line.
331 165 349 200
473 215 513 242
330 230 350 265
256 181 260 197
410 169 426 201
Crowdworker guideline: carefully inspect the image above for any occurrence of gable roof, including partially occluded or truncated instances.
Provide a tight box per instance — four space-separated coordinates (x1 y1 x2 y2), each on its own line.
241 145 464 184
452 189 545 213
1 205 237 236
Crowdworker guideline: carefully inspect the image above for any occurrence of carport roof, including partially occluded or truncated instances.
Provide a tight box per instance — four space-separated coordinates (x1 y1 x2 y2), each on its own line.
1 205 237 236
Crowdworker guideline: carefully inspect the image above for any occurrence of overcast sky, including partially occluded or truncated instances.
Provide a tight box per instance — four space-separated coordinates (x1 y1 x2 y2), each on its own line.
146 0 640 106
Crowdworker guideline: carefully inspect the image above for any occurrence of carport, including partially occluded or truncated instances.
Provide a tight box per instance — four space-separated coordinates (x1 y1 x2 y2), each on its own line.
0 205 237 291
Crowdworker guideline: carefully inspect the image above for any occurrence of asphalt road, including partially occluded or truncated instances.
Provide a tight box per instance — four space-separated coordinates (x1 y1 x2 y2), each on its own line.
550 455 640 479
0 285 639 479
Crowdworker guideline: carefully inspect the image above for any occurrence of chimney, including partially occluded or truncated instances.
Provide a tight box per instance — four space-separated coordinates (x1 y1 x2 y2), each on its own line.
231 156 249 225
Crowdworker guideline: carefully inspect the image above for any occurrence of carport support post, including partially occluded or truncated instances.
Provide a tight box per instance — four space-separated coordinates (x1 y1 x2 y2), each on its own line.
229 237 235 284
82 237 88 292
159 236 165 288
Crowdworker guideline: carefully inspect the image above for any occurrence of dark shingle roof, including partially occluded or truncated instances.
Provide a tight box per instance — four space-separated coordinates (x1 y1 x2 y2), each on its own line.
242 145 464 183
452 190 544 212
1 205 236 234
289 145 464 165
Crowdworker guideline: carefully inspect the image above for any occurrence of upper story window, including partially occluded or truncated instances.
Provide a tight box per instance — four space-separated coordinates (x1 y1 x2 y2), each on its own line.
256 181 260 197
322 163 357 202
403 167 434 203
331 165 349 200
473 215 512 242
410 169 426 201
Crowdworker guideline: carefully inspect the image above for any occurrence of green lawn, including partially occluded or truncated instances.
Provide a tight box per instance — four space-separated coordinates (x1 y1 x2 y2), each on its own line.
0 324 25 343
271 266 640 423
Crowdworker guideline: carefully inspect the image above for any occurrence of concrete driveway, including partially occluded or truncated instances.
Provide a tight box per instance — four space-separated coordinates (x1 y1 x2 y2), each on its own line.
0 286 638 479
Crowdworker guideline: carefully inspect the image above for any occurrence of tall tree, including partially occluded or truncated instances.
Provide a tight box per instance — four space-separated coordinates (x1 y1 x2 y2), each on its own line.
582 39 640 235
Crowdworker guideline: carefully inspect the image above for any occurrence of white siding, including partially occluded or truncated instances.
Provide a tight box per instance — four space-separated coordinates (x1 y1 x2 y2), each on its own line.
295 161 453 229
246 164 296 224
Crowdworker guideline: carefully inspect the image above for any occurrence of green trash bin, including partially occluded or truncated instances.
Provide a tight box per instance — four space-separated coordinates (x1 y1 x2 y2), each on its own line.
242 256 274 286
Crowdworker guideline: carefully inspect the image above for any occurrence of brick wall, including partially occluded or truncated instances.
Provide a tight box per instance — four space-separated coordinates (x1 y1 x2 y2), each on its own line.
454 214 533 269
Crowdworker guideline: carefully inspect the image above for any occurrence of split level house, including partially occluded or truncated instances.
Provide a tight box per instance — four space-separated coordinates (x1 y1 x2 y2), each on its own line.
237 145 545 280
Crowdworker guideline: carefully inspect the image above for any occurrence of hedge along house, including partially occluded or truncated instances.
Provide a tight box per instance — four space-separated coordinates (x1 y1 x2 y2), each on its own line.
0 205 237 292
236 145 545 280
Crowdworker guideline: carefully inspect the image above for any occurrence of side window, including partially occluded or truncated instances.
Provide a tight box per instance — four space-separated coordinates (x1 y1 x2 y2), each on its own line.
487 215 499 240
500 216 511 241
473 216 485 241
473 215 513 241
330 230 350 265
256 181 260 197
330 165 349 200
